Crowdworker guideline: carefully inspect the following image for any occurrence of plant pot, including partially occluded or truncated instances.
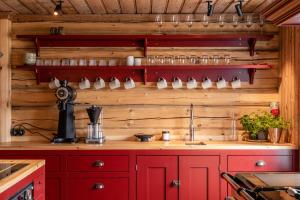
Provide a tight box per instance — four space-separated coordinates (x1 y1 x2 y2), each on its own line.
268 128 282 144
257 131 268 140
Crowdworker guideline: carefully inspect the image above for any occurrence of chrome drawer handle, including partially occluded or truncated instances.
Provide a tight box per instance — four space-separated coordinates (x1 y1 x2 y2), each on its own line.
94 183 105 190
94 160 104 167
256 160 266 167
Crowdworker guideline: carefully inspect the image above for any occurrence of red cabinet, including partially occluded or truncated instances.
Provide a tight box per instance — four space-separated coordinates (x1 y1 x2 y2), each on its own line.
137 155 220 200
137 156 178 200
179 156 220 200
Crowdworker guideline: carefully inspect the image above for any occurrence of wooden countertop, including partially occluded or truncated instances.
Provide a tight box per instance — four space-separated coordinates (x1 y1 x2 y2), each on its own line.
0 160 45 193
0 141 297 150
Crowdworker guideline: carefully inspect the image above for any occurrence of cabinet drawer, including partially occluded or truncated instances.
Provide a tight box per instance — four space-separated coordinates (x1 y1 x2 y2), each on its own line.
228 155 293 172
67 156 129 172
67 177 128 200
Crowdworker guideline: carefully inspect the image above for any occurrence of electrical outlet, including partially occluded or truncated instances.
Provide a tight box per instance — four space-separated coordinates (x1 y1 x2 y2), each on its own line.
10 127 25 136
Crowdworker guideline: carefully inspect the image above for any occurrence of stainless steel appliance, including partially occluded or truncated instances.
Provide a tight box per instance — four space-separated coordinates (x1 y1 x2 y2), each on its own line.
222 172 300 200
9 183 34 200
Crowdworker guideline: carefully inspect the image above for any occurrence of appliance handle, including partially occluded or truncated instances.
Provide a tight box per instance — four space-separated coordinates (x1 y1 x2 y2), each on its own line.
221 172 255 200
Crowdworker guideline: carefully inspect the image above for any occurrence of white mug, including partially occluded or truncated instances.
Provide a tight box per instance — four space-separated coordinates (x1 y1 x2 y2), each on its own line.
134 58 142 66
202 77 212 89
109 77 121 90
69 59 78 66
124 77 135 90
94 77 106 89
88 59 97 66
157 78 168 89
99 59 107 66
79 78 91 89
49 77 60 89
216 77 227 89
172 77 183 89
127 56 134 66
79 58 87 66
24 53 36 65
231 77 241 89
108 59 118 66
187 78 197 89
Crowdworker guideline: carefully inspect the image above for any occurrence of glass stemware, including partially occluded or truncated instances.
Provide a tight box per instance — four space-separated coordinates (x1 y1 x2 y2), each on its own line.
185 14 193 32
202 14 209 28
155 14 163 33
171 14 180 33
232 15 239 28
218 14 225 28
246 14 253 29
259 15 265 33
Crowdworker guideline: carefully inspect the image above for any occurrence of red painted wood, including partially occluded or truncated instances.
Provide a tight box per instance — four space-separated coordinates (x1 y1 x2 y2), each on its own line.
179 156 220 200
18 64 271 84
0 166 45 200
66 155 129 172
17 34 274 57
137 156 178 200
67 176 129 200
227 155 293 172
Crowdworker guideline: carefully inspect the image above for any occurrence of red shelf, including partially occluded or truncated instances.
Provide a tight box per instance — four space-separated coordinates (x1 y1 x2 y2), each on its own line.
19 64 271 85
16 34 274 57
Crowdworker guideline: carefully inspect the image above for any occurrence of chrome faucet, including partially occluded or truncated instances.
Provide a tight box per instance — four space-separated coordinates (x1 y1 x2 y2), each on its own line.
189 104 195 141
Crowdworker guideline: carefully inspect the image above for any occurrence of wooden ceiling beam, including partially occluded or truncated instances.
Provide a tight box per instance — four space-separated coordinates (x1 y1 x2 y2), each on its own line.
261 0 300 25
166 0 185 14
118 0 136 14
180 0 201 14
151 0 168 14
1 0 33 14
67 0 92 14
18 0 49 14
136 0 151 14
85 0 106 14
101 0 121 14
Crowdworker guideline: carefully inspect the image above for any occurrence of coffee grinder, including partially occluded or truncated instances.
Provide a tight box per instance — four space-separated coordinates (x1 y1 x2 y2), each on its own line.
53 80 78 143
85 105 105 144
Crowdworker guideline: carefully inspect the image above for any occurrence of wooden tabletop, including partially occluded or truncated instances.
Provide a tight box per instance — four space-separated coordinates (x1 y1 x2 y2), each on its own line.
0 141 297 150
0 160 45 193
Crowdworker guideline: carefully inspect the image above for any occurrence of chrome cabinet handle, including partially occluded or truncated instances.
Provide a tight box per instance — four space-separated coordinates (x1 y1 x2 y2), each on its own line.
94 160 104 167
256 160 266 167
171 180 180 187
94 183 105 190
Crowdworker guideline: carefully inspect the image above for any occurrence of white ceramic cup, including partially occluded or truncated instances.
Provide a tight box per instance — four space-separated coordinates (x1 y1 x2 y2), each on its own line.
127 56 135 66
79 78 91 89
172 77 183 89
187 78 197 89
109 77 121 90
108 59 117 66
79 58 87 66
216 77 227 89
134 58 142 66
94 78 106 89
231 77 241 89
98 59 107 66
49 77 60 89
36 58 44 66
61 59 70 66
89 59 97 66
69 59 78 66
157 78 168 89
24 53 36 65
202 78 212 89
124 77 135 90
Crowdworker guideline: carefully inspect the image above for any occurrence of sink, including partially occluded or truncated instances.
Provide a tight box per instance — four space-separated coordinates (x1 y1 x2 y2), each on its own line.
185 141 206 145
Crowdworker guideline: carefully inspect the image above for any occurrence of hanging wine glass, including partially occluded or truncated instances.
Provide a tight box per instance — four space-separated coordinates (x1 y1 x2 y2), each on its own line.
218 14 225 28
155 14 163 33
171 14 180 33
259 15 265 34
246 14 253 29
232 15 239 28
185 14 193 32
202 14 209 29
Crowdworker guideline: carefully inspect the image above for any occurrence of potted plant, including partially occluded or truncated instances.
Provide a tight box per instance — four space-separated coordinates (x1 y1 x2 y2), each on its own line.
240 112 270 141
264 112 290 143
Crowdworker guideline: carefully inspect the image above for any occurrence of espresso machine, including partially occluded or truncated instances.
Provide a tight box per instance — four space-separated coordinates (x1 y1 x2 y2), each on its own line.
52 80 78 143
85 105 105 144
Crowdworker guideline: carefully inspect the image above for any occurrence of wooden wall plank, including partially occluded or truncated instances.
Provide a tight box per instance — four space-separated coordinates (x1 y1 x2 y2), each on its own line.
166 0 185 14
136 0 151 14
151 0 168 14
101 0 121 14
85 0 106 14
68 0 92 14
213 0 233 14
0 19 12 142
1 0 33 14
118 0 136 14
180 0 201 14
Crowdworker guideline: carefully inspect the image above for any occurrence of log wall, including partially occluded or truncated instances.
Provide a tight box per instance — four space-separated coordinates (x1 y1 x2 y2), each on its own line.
11 22 281 142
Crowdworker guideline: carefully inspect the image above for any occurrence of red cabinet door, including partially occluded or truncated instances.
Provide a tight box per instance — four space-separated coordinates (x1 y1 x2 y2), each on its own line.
179 156 220 200
137 156 178 200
